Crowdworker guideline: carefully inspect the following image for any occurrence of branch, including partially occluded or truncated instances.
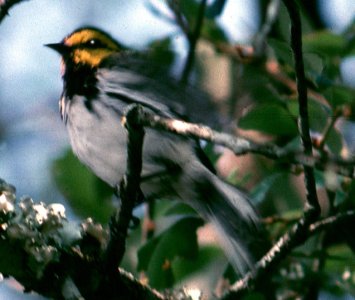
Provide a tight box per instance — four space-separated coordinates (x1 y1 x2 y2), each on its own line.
167 0 190 36
213 43 332 109
221 210 355 299
308 210 355 234
221 3 344 296
0 178 194 299
130 107 354 177
103 106 145 272
0 0 27 23
253 0 281 56
180 0 207 83
283 0 320 221
316 108 342 151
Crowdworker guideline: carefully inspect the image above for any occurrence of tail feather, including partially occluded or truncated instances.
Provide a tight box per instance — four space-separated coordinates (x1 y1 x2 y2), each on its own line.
205 175 262 274
182 161 264 275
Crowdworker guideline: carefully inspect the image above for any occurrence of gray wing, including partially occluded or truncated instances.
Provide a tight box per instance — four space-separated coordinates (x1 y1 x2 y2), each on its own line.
98 53 220 127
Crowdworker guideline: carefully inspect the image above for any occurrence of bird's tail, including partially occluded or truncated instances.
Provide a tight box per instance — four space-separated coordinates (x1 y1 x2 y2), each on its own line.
181 161 264 275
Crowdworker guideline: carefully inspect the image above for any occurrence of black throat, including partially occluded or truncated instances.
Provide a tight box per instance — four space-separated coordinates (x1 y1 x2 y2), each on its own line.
63 62 99 100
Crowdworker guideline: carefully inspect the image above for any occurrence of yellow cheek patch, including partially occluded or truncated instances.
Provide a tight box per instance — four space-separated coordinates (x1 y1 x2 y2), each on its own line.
72 49 113 67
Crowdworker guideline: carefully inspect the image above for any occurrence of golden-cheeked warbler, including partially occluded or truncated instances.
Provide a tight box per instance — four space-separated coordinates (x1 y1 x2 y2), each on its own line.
46 27 263 275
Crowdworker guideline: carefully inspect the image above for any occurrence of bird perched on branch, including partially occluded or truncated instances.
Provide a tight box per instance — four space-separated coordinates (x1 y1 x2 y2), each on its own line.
46 27 263 275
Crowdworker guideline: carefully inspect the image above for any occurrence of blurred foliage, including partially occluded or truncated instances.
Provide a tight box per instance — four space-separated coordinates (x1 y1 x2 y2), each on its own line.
48 0 355 299
238 103 299 137
52 150 114 223
137 211 203 288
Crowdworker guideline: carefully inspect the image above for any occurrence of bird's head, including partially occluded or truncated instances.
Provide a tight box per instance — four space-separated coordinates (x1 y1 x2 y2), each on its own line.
46 27 123 68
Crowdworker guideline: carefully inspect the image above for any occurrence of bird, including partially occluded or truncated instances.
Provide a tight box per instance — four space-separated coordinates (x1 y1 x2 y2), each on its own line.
46 26 263 275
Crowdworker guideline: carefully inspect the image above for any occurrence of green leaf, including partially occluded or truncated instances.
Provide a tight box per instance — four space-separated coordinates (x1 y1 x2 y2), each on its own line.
172 245 225 282
178 0 199 25
164 202 197 216
243 293 267 300
251 172 285 205
324 127 344 155
241 65 279 103
286 101 300 118
308 100 330 131
137 236 159 271
179 0 228 43
238 104 298 137
322 86 355 107
148 37 175 68
314 170 345 202
303 52 325 84
137 215 203 289
307 100 344 155
268 38 293 66
324 245 355 288
276 3 293 43
201 19 228 43
303 31 347 57
206 0 227 18
52 150 114 223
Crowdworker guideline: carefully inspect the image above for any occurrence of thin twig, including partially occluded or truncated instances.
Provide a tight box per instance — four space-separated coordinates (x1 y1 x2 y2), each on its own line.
142 200 156 241
262 215 300 225
214 43 332 108
117 268 167 300
221 3 338 296
103 106 145 271
221 210 355 299
132 107 355 177
167 0 190 35
145 1 178 26
305 189 335 298
0 0 27 23
283 0 320 221
317 109 342 150
309 210 355 233
181 0 208 83
253 0 281 56
265 59 331 108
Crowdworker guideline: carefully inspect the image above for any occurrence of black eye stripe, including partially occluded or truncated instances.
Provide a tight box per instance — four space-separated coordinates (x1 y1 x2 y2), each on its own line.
84 38 106 48
71 38 119 51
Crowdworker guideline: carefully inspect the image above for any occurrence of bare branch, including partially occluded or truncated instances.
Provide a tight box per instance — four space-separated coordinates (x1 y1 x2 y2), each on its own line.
130 107 354 177
103 106 145 272
167 0 190 35
0 0 27 23
253 0 281 56
0 178 178 300
309 210 355 234
181 0 207 83
316 108 342 151
283 0 320 221
221 210 355 299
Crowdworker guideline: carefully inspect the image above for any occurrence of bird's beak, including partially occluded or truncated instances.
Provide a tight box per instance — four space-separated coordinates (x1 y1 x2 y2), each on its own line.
45 42 70 55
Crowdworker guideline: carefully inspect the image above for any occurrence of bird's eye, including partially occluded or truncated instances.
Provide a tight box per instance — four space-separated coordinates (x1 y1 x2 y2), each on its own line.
86 39 104 48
